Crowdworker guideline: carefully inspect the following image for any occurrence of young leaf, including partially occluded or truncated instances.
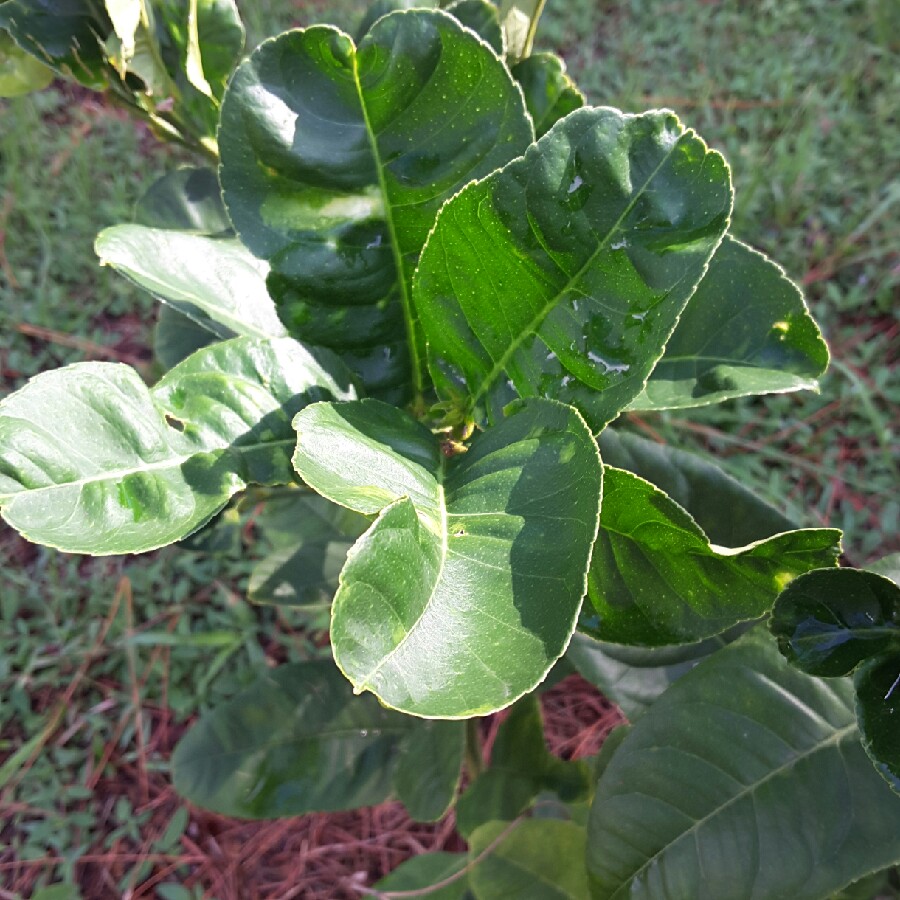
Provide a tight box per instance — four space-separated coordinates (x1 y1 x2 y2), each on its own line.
0 337 355 554
393 719 465 821
587 629 900 899
586 467 841 645
630 236 829 410
512 52 584 138
497 0 546 63
171 660 414 817
293 398 602 717
770 568 900 677
469 819 590 900
218 9 533 398
855 654 900 794
416 107 732 433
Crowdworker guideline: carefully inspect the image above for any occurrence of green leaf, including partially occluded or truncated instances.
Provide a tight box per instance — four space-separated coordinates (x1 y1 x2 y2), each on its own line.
96 225 286 341
394 719 465 821
631 236 829 410
586 466 841 645
193 0 244 99
597 429 796 546
105 0 140 71
171 660 414 817
416 108 732 433
374 852 470 899
218 9 532 399
0 337 355 554
870 552 900 588
293 397 602 717
497 0 546 63
771 568 900 677
153 304 217 370
0 29 53 96
134 166 231 234
855 654 900 794
587 629 900 899
0 0 110 88
249 492 368 606
512 52 584 139
447 0 504 54
469 819 590 900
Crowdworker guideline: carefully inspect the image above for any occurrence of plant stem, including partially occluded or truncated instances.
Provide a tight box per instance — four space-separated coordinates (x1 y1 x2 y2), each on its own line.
465 719 484 780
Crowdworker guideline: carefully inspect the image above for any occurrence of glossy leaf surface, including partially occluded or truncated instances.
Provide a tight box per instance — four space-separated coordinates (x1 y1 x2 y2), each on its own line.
374 852 469 899
416 108 732 432
0 337 355 554
172 660 413 817
770 568 900 677
394 719 465 821
855 654 900 794
447 0 504 54
249 491 368 606
631 237 828 410
587 630 900 899
512 52 583 138
587 467 841 645
293 398 602 717
96 225 285 341
469 819 589 900
219 9 532 398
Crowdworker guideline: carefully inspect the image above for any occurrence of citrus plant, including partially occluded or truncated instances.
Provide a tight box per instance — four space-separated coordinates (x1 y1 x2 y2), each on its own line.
2 1 899 896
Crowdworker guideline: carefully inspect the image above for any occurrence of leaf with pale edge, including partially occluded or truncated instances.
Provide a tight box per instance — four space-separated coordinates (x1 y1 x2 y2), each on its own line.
587 629 900 899
416 107 732 433
631 236 828 410
0 337 355 554
512 52 584 138
292 398 601 717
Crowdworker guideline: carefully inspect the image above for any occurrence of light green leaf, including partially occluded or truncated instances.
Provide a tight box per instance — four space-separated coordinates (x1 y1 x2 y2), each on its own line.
185 0 213 97
631 236 829 410
105 0 141 71
0 337 355 554
249 492 368 606
219 9 532 399
292 398 602 717
497 0 546 63
469 819 589 900
171 660 414 817
416 107 732 433
512 52 584 138
0 30 53 96
585 466 841 645
587 629 900 899
374 852 470 899
597 429 796 546
394 719 465 821
134 166 231 234
870 552 900 588
96 225 285 341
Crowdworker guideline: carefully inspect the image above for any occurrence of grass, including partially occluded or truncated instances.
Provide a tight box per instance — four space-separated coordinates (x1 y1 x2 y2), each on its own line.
0 0 897 895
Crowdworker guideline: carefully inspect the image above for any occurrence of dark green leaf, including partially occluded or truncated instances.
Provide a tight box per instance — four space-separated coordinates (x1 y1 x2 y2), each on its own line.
447 0 504 54
356 0 435 40
631 236 829 410
249 492 368 606
771 568 900 677
416 108 732 433
586 466 841 645
374 852 470 899
193 0 244 99
0 30 53 96
512 52 583 138
153 304 218 371
0 337 355 554
219 10 532 399
394 719 465 821
855 654 900 794
134 166 231 234
587 629 900 899
171 660 414 817
597 429 796 546
469 819 590 900
292 397 601 717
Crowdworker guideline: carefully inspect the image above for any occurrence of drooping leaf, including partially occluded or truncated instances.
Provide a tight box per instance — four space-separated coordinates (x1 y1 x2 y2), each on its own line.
597 429 796 546
585 466 841 645
855 653 900 794
416 108 732 433
373 852 470 899
219 9 533 400
447 0 504 54
134 166 231 234
512 52 583 138
249 491 368 606
394 719 465 821
0 337 355 554
171 660 414 817
630 236 829 410
0 29 53 96
469 819 590 900
96 225 285 341
193 0 244 98
105 0 141 72
587 629 900 899
770 568 900 677
292 398 602 717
